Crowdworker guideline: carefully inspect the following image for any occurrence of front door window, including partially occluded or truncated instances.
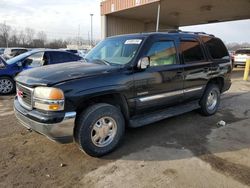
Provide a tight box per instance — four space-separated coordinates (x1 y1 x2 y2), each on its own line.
24 52 45 68
147 41 177 67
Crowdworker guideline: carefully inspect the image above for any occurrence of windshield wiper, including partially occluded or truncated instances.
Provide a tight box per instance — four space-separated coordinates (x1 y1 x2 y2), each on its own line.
92 59 111 66
82 58 89 63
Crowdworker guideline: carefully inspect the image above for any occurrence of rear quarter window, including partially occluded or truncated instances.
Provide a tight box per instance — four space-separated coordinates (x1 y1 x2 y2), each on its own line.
202 37 229 60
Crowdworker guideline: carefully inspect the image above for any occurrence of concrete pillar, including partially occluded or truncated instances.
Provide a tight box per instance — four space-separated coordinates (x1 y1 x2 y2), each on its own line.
156 2 161 32
101 15 107 39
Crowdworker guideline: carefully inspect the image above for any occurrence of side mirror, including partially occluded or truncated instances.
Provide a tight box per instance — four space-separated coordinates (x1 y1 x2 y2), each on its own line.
23 58 33 67
17 61 22 67
137 57 150 70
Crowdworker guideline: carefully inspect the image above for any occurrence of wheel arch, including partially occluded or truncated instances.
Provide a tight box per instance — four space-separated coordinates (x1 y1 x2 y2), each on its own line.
0 75 15 80
206 77 224 92
75 92 130 122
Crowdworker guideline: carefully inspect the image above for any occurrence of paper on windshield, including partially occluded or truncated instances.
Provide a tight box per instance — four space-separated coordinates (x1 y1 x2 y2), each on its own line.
125 39 142 45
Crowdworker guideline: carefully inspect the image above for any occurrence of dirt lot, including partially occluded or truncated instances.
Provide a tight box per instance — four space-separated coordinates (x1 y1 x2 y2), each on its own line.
0 68 250 188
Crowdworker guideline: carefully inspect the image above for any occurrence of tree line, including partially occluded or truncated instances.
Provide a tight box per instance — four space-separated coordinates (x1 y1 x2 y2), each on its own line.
226 42 250 51
0 23 94 49
1 22 249 50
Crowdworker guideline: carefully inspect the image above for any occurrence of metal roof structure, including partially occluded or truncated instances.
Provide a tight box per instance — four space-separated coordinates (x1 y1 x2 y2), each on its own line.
100 0 250 38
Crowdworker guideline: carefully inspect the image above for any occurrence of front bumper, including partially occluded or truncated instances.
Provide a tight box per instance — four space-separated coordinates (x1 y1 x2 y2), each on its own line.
14 98 76 144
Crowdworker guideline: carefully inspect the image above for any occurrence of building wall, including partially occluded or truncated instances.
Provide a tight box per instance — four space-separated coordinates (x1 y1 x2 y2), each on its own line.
101 0 159 15
144 22 178 32
104 15 177 38
101 0 176 38
106 16 145 37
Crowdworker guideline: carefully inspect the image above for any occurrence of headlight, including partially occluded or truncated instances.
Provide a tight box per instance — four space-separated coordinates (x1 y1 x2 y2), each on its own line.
33 87 64 111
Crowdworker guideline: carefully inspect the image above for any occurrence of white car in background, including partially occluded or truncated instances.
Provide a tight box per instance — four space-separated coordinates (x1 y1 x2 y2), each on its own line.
234 48 250 67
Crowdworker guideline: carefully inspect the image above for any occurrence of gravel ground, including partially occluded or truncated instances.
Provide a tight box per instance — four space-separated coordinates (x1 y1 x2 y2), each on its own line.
0 67 249 188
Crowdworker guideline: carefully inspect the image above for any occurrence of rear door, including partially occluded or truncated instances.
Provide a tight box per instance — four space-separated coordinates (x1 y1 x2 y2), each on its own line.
134 36 184 114
180 37 210 101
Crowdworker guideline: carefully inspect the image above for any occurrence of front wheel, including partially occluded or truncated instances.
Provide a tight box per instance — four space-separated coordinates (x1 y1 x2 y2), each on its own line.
0 77 15 95
74 103 125 157
200 84 220 116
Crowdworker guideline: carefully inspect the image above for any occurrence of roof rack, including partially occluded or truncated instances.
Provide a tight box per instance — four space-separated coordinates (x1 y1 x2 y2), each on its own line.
156 29 215 37
180 30 215 37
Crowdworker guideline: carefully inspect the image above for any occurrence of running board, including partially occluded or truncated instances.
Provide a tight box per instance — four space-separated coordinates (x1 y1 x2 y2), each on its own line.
129 100 200 128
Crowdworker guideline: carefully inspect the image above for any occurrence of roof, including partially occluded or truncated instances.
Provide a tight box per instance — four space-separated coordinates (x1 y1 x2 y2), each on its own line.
29 49 74 53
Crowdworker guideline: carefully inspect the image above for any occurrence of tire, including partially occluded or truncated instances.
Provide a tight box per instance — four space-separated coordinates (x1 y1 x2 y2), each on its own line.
0 77 15 95
200 84 220 116
74 103 125 157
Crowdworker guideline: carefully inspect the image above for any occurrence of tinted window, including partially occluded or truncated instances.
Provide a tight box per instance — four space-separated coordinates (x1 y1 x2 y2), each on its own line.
50 52 73 64
147 41 177 66
69 54 81 61
12 49 28 57
202 37 229 59
66 50 78 54
180 40 205 63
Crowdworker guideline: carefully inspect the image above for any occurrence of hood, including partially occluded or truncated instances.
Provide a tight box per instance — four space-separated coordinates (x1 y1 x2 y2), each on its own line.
15 61 120 87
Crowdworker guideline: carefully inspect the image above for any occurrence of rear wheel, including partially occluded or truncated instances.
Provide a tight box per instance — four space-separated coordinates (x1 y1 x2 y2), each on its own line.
200 84 220 116
74 103 125 157
0 77 15 95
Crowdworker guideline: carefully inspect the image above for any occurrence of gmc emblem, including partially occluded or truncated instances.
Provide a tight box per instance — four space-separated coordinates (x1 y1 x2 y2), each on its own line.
17 89 24 98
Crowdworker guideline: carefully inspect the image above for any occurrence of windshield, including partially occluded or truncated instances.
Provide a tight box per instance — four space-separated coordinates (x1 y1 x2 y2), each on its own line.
6 51 33 65
86 37 144 65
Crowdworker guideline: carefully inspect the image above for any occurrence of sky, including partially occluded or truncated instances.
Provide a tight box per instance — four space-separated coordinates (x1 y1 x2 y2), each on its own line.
0 0 249 43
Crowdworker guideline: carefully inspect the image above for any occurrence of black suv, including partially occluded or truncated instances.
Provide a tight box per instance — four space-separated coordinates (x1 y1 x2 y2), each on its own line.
14 31 232 157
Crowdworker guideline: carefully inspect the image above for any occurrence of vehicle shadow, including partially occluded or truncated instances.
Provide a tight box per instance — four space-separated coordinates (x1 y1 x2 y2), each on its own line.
104 91 250 162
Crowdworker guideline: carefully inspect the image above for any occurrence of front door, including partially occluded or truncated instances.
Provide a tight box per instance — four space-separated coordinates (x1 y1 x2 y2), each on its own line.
134 38 184 114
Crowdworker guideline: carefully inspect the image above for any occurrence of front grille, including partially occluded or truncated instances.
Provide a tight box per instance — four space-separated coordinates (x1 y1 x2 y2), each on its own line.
16 83 34 110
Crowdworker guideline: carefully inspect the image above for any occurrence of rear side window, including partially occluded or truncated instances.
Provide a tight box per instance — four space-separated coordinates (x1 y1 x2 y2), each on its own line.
180 40 205 63
202 37 229 59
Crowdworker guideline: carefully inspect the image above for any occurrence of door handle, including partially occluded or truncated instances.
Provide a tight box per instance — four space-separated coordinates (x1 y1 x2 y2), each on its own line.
176 71 183 78
204 67 210 72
